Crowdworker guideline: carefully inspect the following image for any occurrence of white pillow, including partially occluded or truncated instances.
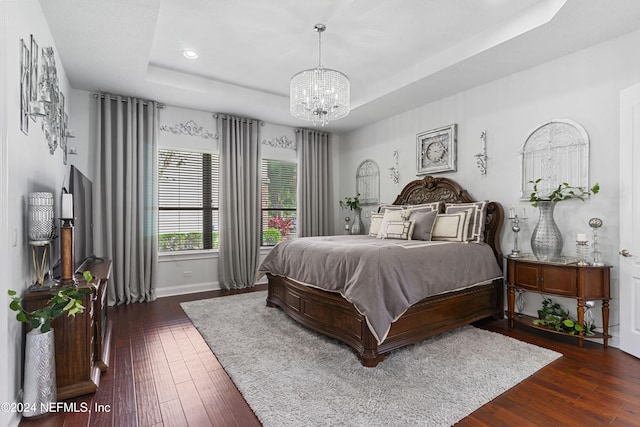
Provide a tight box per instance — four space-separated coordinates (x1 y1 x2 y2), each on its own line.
381 220 415 240
368 213 384 236
431 211 471 242
377 208 412 238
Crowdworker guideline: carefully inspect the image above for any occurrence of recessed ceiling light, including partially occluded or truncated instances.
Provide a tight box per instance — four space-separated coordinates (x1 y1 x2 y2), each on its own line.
183 49 198 59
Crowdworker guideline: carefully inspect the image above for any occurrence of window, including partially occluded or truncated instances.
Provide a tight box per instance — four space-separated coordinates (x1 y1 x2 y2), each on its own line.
158 149 219 251
261 159 297 246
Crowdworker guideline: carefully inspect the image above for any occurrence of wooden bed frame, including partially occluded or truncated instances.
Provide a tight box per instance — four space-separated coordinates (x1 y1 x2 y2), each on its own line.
266 176 504 367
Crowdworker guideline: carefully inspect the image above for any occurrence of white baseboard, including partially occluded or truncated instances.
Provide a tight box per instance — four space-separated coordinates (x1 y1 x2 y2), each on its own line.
155 276 268 299
156 281 221 298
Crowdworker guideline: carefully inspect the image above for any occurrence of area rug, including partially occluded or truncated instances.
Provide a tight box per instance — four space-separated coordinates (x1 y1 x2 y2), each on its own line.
181 291 561 427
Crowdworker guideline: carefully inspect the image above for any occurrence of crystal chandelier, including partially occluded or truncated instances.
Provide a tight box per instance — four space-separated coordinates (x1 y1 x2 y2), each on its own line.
290 24 350 126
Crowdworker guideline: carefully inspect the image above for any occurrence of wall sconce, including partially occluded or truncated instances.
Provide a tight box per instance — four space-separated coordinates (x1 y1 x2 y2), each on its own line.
475 131 488 176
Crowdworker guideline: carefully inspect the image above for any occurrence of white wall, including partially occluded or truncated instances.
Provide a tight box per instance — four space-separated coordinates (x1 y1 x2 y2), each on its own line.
1 1 71 425
337 29 640 343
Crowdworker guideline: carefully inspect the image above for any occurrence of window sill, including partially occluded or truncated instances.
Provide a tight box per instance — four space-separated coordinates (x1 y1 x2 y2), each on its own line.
159 250 219 262
159 246 274 262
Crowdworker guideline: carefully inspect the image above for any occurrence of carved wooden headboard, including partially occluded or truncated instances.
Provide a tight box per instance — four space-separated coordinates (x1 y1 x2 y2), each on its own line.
392 176 504 265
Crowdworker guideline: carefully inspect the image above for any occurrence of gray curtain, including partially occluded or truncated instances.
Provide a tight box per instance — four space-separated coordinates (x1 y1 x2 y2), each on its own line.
94 94 158 305
296 129 333 237
217 114 261 289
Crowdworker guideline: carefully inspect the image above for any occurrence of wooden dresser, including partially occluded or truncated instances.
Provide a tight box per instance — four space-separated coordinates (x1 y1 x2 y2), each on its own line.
23 258 112 400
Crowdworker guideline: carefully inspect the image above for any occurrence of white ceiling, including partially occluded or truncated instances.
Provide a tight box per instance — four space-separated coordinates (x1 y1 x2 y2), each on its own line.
40 0 640 133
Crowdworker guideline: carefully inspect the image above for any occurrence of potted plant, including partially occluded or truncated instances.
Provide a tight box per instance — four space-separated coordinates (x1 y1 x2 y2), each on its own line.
8 273 96 417
528 179 599 207
339 194 364 234
528 179 599 260
532 297 594 335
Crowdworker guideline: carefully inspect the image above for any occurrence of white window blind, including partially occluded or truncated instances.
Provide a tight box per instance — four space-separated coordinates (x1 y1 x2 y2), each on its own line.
158 149 219 251
261 159 297 246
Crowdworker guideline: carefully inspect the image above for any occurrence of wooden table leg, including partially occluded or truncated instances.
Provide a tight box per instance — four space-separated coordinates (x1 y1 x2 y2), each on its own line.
577 298 585 348
602 299 610 348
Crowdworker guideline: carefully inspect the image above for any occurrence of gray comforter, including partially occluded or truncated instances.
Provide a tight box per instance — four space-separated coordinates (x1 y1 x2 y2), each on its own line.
258 235 503 344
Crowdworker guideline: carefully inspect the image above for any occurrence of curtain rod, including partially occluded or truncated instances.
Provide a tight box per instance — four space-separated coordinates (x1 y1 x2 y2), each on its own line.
213 113 264 126
93 93 165 109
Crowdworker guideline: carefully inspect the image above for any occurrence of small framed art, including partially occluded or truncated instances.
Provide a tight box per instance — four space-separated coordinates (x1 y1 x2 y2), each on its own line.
416 124 457 175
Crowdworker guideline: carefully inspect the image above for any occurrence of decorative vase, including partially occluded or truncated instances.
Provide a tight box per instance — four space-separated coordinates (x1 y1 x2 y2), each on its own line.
350 208 365 235
531 201 563 261
23 328 56 417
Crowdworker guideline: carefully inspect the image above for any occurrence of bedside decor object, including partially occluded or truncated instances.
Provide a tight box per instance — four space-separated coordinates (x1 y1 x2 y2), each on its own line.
576 235 590 266
59 193 76 286
28 192 55 287
589 217 604 266
417 124 457 175
290 24 350 126
344 216 351 234
515 289 526 317
528 178 600 261
475 131 488 176
339 194 363 235
507 210 527 258
520 118 590 200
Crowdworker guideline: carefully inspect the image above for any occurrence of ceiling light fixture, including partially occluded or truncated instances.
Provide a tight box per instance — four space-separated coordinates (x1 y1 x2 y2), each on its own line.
183 49 198 59
290 24 350 126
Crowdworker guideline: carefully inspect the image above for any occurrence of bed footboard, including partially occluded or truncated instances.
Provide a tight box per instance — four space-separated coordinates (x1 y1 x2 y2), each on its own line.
266 274 503 367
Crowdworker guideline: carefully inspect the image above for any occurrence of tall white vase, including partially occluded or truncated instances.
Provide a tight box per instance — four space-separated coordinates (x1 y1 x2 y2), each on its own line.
23 328 56 417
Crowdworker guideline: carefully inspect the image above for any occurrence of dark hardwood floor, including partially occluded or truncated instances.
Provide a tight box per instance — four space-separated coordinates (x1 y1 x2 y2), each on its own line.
20 285 640 427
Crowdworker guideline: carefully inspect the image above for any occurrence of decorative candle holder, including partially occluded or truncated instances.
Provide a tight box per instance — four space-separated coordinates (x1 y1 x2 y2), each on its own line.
344 216 351 235
589 217 604 266
515 289 526 317
576 240 590 266
59 218 76 286
584 300 595 332
508 214 527 257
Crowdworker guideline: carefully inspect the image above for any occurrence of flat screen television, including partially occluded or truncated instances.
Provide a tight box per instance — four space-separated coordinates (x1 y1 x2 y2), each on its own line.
69 165 95 272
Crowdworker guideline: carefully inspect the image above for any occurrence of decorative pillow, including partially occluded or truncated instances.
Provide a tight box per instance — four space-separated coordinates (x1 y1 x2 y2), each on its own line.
368 213 385 236
381 220 415 240
410 201 444 213
377 208 412 238
445 201 488 243
431 211 471 242
377 204 404 213
409 210 438 241
378 201 443 214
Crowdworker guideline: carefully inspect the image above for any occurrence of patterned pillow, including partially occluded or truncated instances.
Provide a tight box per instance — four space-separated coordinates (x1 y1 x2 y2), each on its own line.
377 208 412 238
381 220 415 240
378 201 443 214
409 210 438 241
368 213 385 236
431 211 471 242
445 201 488 243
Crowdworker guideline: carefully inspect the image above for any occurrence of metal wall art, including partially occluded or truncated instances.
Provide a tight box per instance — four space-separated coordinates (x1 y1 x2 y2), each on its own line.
417 124 457 175
20 39 30 135
22 35 70 160
262 135 296 151
520 119 589 200
356 159 380 205
160 119 218 140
